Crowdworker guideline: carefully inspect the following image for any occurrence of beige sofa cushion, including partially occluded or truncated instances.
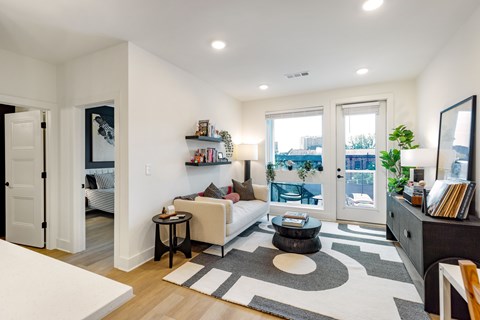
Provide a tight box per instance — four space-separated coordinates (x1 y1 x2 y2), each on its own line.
195 196 234 223
226 200 269 236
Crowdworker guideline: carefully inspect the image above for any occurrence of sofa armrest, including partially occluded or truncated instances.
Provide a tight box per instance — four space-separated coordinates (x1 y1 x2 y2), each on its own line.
253 184 269 202
173 199 227 246
195 196 234 224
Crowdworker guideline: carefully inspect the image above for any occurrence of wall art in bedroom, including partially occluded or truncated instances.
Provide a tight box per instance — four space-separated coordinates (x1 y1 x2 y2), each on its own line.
85 106 115 169
92 113 115 161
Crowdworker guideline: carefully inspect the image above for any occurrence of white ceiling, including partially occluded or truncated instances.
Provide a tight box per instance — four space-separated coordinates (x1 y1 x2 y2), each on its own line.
1 0 479 101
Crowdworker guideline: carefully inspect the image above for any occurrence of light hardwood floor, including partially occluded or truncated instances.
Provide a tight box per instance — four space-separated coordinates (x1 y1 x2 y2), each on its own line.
29 211 279 320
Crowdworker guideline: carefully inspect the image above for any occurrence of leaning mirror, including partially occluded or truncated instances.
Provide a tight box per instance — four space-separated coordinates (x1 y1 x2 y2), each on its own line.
436 95 476 181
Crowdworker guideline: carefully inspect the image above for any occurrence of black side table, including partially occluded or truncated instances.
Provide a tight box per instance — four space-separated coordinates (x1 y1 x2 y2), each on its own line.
152 211 192 268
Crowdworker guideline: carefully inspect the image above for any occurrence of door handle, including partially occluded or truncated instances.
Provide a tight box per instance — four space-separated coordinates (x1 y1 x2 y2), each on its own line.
4 182 9 187
337 175 344 179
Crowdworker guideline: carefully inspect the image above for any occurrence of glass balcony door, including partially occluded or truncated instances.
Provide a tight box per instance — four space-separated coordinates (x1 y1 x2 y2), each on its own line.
335 102 387 224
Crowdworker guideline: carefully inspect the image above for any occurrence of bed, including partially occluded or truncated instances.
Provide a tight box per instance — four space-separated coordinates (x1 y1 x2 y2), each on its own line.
85 168 115 214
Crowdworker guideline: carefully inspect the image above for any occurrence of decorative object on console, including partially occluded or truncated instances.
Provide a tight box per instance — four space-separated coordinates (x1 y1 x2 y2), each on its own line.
236 143 258 181
401 148 436 183
426 180 476 219
436 95 476 181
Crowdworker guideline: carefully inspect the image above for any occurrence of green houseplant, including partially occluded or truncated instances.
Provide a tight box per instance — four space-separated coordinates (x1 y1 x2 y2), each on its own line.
297 160 316 183
266 162 276 183
380 125 419 193
218 130 233 158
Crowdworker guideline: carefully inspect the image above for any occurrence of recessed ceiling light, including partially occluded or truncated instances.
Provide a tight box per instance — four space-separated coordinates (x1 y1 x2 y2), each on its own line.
362 0 383 11
259 84 269 90
356 68 369 75
211 40 226 50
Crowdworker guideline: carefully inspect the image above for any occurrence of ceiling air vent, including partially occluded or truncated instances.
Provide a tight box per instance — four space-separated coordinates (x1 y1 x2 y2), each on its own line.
284 71 310 79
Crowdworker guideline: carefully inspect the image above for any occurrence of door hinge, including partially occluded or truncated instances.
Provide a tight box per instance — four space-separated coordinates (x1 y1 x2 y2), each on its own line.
42 222 47 229
41 121 47 129
41 172 47 179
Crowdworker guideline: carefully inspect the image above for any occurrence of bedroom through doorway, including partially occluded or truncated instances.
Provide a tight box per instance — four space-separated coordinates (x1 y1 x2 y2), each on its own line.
83 104 115 269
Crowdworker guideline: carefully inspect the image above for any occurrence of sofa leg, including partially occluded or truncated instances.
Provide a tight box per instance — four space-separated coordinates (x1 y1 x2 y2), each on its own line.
267 213 270 221
221 246 224 258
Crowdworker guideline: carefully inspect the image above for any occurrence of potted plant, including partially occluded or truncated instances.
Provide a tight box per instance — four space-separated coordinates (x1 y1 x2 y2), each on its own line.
218 130 233 158
297 160 316 183
266 162 276 183
380 125 419 193
286 160 295 171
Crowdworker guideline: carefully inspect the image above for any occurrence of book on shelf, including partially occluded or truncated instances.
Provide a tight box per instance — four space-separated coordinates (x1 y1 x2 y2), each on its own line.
426 180 476 219
282 218 305 228
283 211 309 220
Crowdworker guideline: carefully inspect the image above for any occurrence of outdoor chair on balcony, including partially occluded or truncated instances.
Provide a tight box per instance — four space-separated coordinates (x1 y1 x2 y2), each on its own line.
272 182 315 204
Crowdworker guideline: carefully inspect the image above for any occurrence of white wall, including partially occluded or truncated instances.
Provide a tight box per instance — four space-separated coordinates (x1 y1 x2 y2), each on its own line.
126 43 242 270
417 6 480 215
0 48 56 105
242 80 417 220
0 48 59 250
56 43 130 269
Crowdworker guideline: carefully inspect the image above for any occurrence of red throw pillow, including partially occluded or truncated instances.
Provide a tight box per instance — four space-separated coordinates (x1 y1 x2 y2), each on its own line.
224 192 240 203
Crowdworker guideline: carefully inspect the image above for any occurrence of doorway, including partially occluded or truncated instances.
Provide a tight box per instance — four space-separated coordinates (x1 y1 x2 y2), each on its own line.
81 104 115 267
335 101 387 224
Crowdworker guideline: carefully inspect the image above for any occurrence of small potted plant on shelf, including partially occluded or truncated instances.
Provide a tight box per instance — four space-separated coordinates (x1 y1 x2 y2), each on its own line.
380 124 419 193
218 130 233 158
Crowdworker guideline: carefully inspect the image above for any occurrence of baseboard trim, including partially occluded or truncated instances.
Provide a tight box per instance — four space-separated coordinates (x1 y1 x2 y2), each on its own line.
56 238 72 253
115 246 154 272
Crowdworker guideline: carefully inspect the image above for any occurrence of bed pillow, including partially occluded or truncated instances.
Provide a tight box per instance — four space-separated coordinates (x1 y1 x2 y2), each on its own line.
85 174 97 189
95 172 114 189
232 179 256 200
203 183 224 199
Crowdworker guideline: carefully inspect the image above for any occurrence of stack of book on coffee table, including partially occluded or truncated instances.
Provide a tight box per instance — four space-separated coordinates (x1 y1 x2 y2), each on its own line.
282 211 309 227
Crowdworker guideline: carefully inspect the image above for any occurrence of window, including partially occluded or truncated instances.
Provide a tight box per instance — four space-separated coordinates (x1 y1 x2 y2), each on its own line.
266 108 323 208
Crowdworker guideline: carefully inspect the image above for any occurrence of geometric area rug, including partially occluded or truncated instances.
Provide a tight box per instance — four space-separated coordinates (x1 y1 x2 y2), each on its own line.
163 218 430 320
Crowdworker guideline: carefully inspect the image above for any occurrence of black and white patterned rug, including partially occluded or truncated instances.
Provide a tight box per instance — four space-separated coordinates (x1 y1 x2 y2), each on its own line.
163 218 430 320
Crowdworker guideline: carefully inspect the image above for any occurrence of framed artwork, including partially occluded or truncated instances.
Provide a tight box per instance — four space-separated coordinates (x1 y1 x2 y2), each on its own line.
218 152 224 161
436 96 476 181
85 106 115 169
92 113 114 161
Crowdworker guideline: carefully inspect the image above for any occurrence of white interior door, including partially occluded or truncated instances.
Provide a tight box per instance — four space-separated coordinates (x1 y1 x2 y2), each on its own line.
336 101 386 224
5 110 45 247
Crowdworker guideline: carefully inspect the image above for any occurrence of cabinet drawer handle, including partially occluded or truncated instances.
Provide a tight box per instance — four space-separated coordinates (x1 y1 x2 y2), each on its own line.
389 211 394 218
403 229 411 238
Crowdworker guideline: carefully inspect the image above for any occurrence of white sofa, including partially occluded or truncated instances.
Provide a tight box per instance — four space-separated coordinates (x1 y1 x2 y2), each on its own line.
173 184 270 256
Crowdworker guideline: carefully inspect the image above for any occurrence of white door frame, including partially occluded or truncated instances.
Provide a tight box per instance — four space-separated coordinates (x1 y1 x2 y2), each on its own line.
70 92 124 269
0 94 57 249
329 94 394 224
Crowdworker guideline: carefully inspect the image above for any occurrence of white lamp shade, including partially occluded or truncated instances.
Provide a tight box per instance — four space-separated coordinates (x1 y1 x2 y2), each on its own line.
236 144 258 161
400 148 436 167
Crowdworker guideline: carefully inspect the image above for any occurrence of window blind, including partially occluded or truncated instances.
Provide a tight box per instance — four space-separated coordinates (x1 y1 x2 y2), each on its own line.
265 107 323 119
341 101 382 115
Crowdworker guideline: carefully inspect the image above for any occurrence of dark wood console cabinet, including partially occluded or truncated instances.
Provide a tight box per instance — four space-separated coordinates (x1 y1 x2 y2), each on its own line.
386 194 480 318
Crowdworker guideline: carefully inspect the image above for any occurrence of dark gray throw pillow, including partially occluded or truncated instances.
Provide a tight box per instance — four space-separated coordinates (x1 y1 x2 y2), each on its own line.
203 183 224 199
232 179 256 201
85 174 97 189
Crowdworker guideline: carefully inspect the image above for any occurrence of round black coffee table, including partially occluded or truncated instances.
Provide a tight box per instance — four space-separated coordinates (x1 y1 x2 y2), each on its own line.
271 216 322 253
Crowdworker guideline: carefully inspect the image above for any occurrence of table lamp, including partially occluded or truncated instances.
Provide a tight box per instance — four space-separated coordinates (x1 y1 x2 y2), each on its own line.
236 144 258 181
400 148 436 182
